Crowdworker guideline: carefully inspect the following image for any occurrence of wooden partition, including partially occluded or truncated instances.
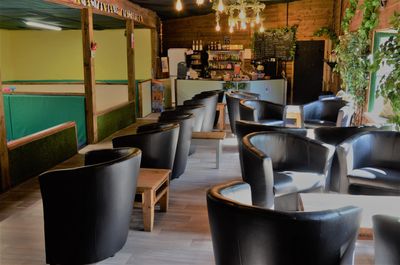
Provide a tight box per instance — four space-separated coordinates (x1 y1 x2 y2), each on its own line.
7 122 78 187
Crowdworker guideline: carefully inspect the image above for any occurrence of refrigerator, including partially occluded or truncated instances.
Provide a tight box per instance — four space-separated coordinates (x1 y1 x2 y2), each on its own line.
168 48 188 106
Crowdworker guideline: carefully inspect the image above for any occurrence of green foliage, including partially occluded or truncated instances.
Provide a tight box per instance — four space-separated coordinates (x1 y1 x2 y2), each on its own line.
372 12 400 129
335 0 381 125
342 0 359 33
314 27 339 46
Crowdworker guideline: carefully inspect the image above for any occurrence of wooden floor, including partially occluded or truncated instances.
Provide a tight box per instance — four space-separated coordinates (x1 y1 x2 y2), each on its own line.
0 122 374 265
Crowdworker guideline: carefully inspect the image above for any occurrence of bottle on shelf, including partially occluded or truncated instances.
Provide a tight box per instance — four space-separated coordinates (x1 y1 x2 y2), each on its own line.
217 41 222 51
199 40 203 51
192 40 195 51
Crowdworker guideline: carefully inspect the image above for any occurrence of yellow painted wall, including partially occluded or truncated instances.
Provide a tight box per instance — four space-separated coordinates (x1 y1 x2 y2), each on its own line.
0 28 152 81
134 29 152 80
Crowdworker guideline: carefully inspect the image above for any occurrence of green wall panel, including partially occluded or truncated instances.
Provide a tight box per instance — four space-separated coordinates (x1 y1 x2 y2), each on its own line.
5 94 86 146
97 102 136 141
9 126 78 187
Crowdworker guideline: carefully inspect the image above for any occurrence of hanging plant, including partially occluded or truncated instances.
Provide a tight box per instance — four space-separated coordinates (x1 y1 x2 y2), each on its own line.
313 27 339 47
372 12 400 130
334 0 381 125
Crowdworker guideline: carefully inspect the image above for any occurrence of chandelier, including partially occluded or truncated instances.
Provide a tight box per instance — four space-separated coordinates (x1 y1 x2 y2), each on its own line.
175 0 265 33
213 0 265 33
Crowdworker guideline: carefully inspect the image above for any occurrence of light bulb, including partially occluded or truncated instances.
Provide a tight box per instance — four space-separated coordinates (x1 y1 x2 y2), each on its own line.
250 21 255 28
176 0 183 11
239 9 246 20
229 27 234 33
216 23 221 31
196 0 204 5
259 25 265 33
241 21 246 30
217 0 224 12
256 12 261 24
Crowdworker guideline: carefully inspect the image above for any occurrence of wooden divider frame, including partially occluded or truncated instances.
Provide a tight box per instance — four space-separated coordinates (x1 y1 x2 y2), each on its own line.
0 70 11 190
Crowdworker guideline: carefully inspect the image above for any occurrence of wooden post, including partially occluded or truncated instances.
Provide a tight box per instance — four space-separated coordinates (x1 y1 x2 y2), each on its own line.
0 70 11 190
151 27 159 79
81 8 98 144
126 19 136 103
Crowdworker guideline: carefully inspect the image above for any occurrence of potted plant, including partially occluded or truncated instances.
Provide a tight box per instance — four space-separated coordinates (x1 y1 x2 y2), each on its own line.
372 12 400 130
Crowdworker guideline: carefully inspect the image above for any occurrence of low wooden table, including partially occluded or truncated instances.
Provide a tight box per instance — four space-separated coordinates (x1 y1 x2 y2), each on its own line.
134 168 171 232
192 131 226 169
299 193 400 240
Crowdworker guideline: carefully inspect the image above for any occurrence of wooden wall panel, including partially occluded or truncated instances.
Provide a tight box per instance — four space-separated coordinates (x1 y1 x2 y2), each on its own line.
163 0 336 52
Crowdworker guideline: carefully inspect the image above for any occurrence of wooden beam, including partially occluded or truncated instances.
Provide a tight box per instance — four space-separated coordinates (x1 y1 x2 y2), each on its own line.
0 70 11 190
81 7 98 144
126 19 136 104
46 0 159 29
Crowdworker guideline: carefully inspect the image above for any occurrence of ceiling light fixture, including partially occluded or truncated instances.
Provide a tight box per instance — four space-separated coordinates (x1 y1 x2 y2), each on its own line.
196 0 205 5
24 21 62 31
212 0 265 33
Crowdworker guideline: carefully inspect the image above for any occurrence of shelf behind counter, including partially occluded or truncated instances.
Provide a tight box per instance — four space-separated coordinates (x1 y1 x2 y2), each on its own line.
175 79 287 105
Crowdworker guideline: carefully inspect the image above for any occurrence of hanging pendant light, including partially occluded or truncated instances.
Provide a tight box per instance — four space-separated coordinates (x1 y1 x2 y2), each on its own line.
255 12 261 24
241 21 247 30
196 0 205 5
259 24 265 33
217 0 225 12
216 22 221 32
176 0 183 11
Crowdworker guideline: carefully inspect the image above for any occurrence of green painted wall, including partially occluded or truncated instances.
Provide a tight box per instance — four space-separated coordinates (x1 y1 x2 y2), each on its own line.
0 28 152 81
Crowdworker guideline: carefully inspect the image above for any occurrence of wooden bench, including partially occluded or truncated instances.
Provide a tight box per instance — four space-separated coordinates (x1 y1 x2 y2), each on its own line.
192 131 226 169
134 168 171 232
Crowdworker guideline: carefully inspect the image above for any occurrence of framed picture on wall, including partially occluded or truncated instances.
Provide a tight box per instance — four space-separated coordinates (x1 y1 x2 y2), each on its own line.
161 57 169 73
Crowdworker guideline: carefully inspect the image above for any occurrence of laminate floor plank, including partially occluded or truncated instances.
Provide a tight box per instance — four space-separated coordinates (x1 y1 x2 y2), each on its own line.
0 124 374 265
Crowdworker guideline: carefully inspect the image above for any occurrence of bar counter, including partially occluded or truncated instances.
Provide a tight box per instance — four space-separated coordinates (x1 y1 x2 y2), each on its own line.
175 79 287 105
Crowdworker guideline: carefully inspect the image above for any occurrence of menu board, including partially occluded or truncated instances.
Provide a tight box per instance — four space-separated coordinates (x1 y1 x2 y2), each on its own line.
253 27 296 61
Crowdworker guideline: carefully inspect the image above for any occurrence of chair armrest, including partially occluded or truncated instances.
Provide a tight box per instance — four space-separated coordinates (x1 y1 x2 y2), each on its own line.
241 139 275 208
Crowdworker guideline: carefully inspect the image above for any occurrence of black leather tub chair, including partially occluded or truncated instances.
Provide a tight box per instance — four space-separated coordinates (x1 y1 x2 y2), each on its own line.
226 92 259 134
39 148 141 265
207 181 362 265
184 93 218 131
112 122 179 170
336 131 400 195
239 99 285 126
242 131 334 209
235 120 307 179
303 99 352 128
314 126 385 192
175 104 205 132
373 214 400 265
198 89 224 127
159 111 194 179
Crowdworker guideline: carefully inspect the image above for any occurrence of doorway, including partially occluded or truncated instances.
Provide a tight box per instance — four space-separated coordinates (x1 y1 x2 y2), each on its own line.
293 41 324 104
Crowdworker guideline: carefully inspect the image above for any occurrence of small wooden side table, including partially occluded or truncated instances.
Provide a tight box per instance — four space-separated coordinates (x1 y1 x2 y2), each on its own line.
134 168 171 232
216 102 226 131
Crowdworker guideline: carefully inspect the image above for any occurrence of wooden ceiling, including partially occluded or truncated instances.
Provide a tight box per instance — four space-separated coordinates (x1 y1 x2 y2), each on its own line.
129 0 298 20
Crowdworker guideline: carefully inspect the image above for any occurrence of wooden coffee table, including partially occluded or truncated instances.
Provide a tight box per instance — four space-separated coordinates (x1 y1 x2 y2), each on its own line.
299 193 400 240
134 168 171 232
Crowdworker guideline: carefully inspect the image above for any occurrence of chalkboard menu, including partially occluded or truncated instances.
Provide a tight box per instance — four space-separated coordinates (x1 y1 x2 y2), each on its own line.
253 27 296 61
